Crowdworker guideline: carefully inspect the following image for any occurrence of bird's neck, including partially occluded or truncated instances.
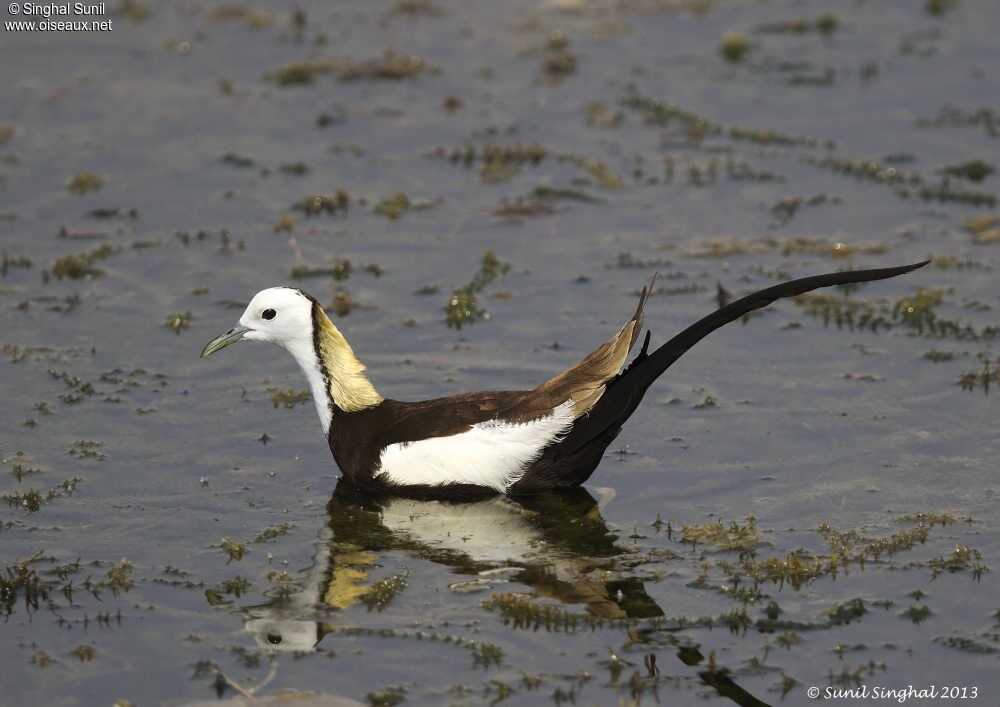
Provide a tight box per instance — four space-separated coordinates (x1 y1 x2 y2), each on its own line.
297 302 383 432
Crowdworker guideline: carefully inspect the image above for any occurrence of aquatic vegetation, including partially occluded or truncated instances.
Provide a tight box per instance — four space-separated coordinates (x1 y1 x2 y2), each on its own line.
362 572 408 611
963 215 1000 243
269 388 310 408
444 250 510 329
51 243 117 280
756 14 839 35
438 141 549 182
796 287 995 342
291 258 352 280
900 603 931 623
941 160 994 182
220 152 254 168
72 644 95 661
104 559 134 596
373 192 441 219
928 545 986 579
720 33 751 63
268 51 431 86
165 311 192 335
67 171 104 194
67 437 107 462
1 251 32 277
680 516 760 555
220 537 246 563
252 522 295 543
483 593 612 633
959 356 998 393
290 190 350 217
917 105 997 138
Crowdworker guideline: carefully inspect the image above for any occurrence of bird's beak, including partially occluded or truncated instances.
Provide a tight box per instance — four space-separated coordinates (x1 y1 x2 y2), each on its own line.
201 324 252 358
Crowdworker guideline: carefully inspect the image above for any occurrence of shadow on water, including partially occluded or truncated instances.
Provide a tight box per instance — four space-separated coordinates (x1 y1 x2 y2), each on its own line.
244 483 770 707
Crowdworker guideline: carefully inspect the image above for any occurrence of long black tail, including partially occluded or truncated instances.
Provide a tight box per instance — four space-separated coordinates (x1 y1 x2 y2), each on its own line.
558 260 929 458
634 259 929 388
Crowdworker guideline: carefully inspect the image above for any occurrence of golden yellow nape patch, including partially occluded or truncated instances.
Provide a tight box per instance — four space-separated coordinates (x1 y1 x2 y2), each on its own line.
313 305 383 412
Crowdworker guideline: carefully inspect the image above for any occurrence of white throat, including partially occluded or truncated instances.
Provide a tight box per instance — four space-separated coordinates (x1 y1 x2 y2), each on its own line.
283 336 334 433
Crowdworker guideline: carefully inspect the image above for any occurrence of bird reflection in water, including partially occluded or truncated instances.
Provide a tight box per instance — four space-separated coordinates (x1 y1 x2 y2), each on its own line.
242 482 770 707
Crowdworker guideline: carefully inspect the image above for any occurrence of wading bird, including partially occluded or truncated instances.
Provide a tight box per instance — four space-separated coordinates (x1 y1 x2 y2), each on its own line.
202 261 927 497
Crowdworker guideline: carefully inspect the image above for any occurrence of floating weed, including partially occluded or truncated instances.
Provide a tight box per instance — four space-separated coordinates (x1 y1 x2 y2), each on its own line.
220 152 254 168
222 576 252 598
341 50 431 81
67 171 103 194
72 644 95 661
269 388 310 409
444 250 509 329
1 251 32 277
894 512 956 526
291 257 352 281
374 193 442 220
928 546 986 579
482 593 609 633
362 573 408 612
756 14 839 35
824 598 866 625
366 686 406 706
273 213 295 233
290 190 350 217
471 641 503 669
926 0 961 17
68 440 105 461
963 214 1000 244
720 33 751 63
387 0 444 18
935 636 999 654
252 522 295 543
900 604 931 624
221 537 246 563
585 101 623 128
165 311 192 334
680 516 759 556
923 348 954 363
328 288 367 317
435 141 549 182
374 192 410 220
31 648 53 668
769 194 838 226
941 160 994 182
444 291 485 329
919 181 996 208
3 476 80 511
959 356 999 393
1 553 55 615
51 243 117 280
104 559 134 596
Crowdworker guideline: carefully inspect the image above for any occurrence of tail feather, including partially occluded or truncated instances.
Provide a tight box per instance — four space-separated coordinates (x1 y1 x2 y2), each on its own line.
558 260 929 460
635 259 929 385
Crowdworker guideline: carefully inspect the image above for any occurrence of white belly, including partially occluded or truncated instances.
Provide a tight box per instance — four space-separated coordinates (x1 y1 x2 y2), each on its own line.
377 400 575 492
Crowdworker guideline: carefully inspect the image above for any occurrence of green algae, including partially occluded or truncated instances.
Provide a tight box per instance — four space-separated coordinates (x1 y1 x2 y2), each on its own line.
362 572 408 612
67 171 104 194
51 243 117 280
444 250 510 329
720 33 751 63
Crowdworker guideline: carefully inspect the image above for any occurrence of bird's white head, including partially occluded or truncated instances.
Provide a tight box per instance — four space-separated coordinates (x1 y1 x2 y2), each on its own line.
201 286 382 431
202 286 315 359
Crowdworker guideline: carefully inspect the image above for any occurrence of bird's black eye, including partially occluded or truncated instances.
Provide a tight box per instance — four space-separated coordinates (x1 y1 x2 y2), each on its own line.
262 308 277 320
266 633 283 645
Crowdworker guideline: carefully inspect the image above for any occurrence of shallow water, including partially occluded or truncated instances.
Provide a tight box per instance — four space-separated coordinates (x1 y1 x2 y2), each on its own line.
1 1 998 705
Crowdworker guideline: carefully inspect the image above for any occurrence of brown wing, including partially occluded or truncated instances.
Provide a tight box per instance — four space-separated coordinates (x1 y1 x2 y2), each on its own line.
344 278 656 465
532 275 655 418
